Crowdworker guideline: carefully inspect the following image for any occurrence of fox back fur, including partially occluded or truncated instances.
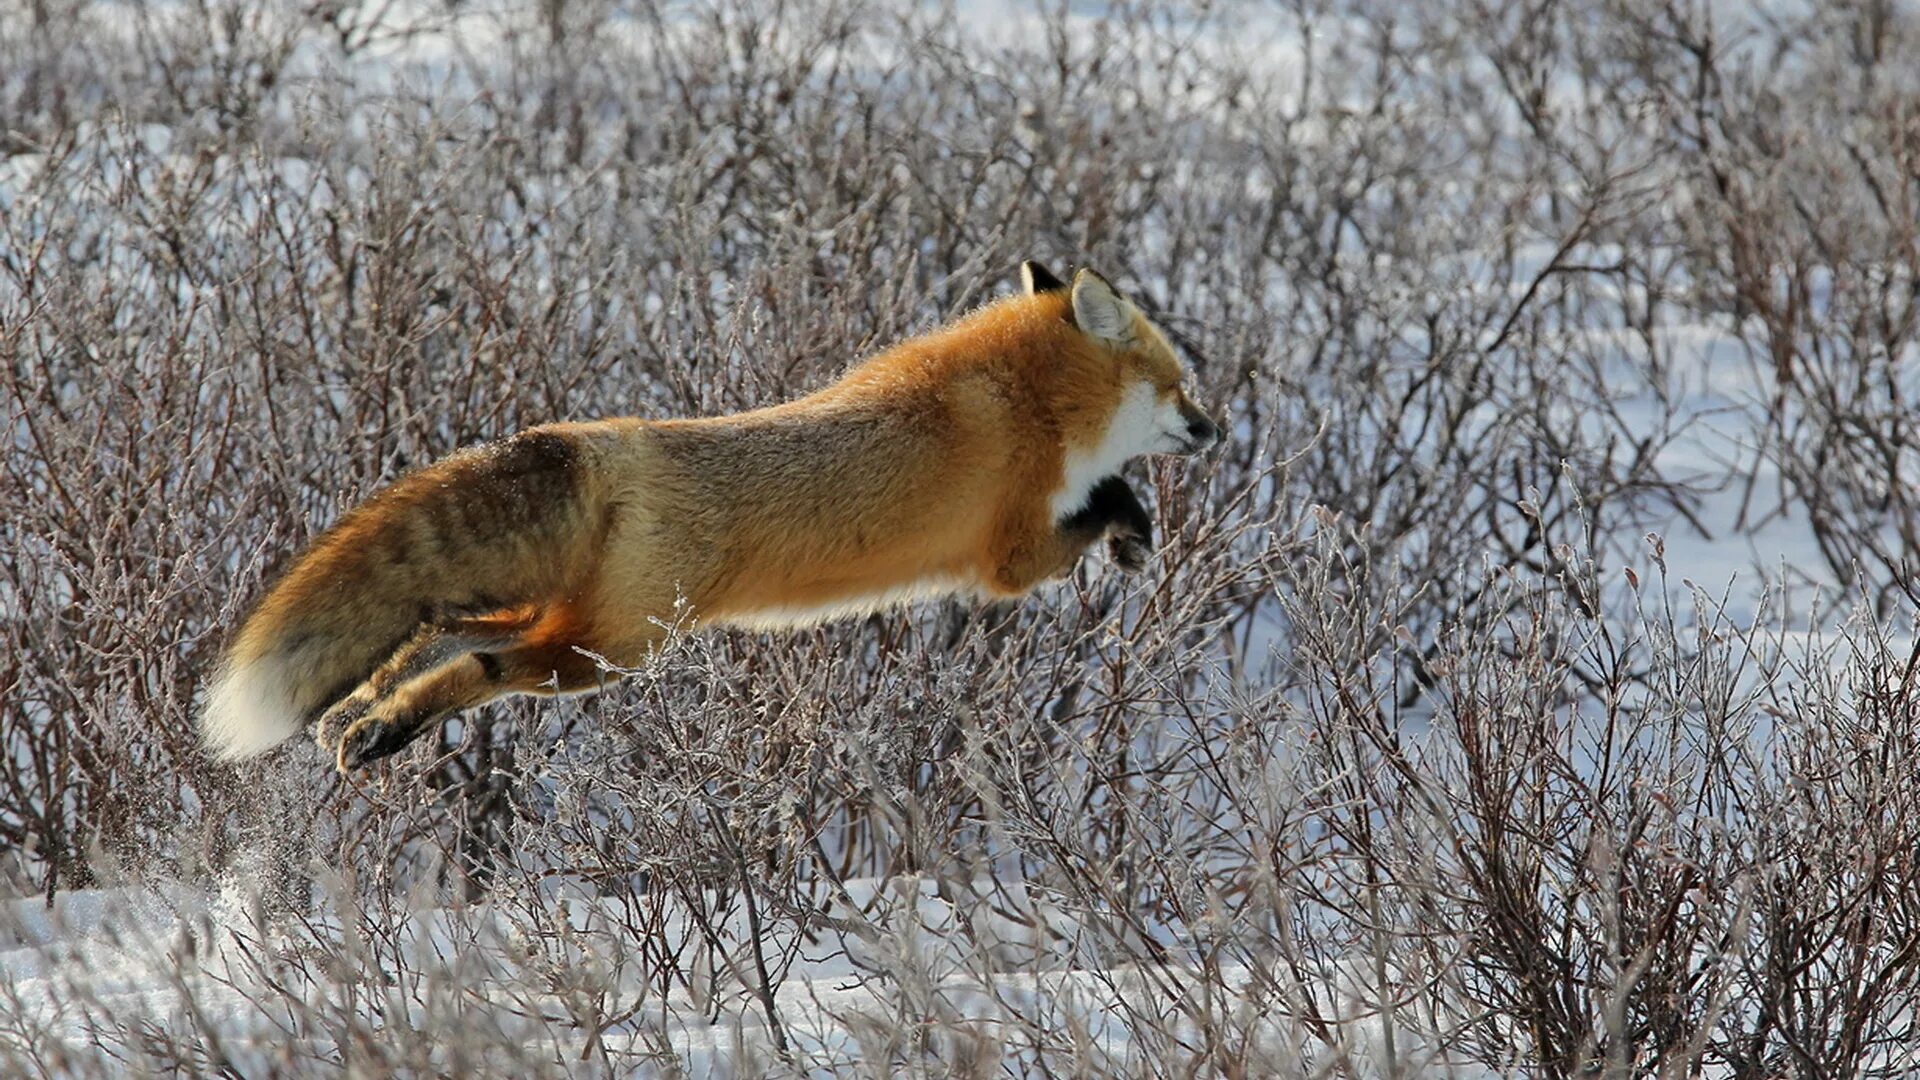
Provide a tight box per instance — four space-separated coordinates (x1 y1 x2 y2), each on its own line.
201 263 1220 770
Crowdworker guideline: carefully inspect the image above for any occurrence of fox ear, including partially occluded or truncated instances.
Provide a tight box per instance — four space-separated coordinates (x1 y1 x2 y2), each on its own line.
1070 269 1137 345
1020 259 1067 295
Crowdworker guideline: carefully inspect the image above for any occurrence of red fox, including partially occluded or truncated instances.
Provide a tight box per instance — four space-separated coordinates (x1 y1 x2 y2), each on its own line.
201 263 1220 771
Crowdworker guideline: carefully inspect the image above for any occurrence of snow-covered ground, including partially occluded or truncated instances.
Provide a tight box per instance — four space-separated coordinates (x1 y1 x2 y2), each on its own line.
1 870 1493 1076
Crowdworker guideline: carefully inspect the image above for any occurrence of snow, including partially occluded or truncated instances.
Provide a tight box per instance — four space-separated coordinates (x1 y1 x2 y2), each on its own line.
0 874 1505 1075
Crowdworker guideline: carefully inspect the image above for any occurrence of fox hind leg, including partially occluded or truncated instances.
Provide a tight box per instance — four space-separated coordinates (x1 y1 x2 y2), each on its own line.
311 619 529 759
332 636 608 772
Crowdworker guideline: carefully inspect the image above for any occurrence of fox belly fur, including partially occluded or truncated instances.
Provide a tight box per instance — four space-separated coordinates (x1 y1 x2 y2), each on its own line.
200 263 1220 771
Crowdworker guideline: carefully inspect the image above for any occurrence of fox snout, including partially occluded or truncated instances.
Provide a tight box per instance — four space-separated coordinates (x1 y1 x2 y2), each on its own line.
1175 399 1222 455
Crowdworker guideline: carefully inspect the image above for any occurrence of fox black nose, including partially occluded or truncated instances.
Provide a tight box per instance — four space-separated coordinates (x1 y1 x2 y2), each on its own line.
1186 417 1221 447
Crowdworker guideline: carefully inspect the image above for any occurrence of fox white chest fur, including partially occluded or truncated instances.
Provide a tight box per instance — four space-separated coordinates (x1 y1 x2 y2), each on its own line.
1050 382 1160 520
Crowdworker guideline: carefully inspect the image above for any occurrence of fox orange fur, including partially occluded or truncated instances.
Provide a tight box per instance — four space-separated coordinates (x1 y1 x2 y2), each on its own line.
200 264 1220 770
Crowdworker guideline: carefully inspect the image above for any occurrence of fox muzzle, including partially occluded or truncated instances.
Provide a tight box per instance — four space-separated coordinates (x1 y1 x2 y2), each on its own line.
1176 405 1223 454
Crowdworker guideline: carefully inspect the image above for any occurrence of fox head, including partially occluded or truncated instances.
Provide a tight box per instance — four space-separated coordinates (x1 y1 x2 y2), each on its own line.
1021 259 1222 464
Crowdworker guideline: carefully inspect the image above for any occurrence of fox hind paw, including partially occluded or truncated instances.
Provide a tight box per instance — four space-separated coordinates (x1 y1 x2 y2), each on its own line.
314 693 374 761
320 693 438 772
335 712 435 772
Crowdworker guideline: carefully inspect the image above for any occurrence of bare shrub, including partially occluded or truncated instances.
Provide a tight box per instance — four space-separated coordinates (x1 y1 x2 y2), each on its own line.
1614 0 1920 610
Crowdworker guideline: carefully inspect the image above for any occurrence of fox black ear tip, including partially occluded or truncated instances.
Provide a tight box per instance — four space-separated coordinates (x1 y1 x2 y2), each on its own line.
1020 260 1067 295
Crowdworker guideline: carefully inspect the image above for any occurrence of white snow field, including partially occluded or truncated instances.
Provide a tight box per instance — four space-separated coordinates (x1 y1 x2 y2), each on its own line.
3 872 1481 1077
5 0 1919 1075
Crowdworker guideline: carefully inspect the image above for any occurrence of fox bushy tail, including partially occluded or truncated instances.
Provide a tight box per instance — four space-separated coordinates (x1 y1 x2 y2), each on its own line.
200 430 595 761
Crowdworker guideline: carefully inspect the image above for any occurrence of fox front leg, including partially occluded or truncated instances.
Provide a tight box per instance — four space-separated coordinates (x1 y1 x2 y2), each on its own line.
1064 475 1155 573
989 476 1156 593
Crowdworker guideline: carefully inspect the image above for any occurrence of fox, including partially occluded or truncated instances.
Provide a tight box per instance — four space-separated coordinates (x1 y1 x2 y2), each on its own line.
199 262 1221 772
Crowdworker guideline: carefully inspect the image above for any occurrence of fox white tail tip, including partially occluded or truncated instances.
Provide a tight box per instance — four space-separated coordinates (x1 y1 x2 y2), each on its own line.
200 657 303 763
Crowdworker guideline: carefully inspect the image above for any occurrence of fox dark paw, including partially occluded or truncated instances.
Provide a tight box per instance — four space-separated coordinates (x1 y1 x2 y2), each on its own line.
335 713 433 772
314 694 374 761
1108 532 1152 573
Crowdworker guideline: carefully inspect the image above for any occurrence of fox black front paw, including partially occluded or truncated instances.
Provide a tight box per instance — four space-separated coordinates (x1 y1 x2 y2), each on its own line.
1086 475 1154 574
1065 476 1155 574
1108 531 1152 573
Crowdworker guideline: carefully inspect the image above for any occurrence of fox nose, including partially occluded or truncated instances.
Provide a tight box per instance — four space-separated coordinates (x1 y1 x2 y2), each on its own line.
1185 416 1221 449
